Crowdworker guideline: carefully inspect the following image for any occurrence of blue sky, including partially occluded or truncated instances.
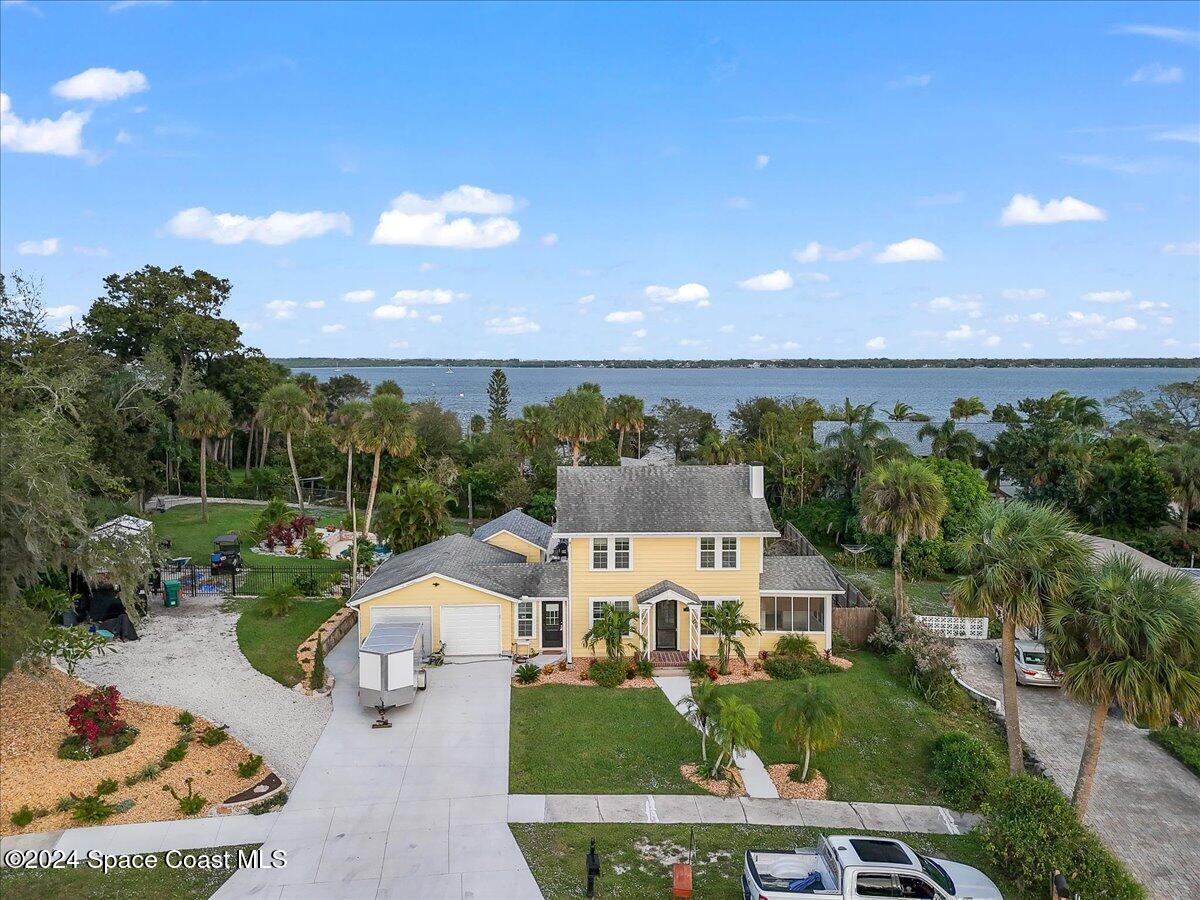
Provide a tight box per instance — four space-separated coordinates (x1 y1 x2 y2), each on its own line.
2 0 1197 360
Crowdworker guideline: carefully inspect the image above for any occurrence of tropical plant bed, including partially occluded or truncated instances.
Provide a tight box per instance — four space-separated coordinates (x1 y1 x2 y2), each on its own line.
0 667 272 835
680 763 746 796
767 765 829 800
511 663 656 689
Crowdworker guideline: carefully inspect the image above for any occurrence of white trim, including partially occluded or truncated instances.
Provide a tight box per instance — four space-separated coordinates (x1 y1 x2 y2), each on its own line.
589 596 633 638
481 529 546 557
348 571 520 607
758 590 840 597
588 535 634 572
635 588 700 608
556 530 778 538
696 535 740 571
540 599 568 649
516 599 535 641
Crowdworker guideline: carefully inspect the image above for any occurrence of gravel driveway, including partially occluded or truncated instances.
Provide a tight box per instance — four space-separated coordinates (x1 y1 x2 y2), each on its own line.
75 593 331 785
954 640 1200 899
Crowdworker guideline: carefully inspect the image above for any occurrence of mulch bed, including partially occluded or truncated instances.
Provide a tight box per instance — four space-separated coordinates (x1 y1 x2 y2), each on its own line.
680 763 747 797
768 765 830 800
512 661 657 689
0 666 273 836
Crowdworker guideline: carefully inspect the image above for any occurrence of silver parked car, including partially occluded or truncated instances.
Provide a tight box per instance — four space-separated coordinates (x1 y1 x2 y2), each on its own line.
995 639 1060 686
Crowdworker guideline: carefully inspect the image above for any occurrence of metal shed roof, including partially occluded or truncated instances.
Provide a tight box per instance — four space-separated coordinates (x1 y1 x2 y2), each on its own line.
360 622 422 654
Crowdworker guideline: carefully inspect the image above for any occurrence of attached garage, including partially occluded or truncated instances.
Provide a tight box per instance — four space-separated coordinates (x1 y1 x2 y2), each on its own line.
440 604 502 656
370 605 433 659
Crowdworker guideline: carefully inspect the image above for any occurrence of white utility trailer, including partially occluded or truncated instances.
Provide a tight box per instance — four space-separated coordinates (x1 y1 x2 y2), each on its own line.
359 622 426 710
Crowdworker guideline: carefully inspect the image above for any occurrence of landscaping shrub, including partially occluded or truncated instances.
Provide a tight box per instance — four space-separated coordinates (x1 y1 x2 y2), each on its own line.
515 663 541 684
773 634 821 659
300 531 328 560
309 634 326 690
162 741 188 764
125 764 161 787
686 658 709 680
588 657 627 688
249 791 288 815
868 616 957 708
633 656 654 678
238 754 264 778
980 775 1144 899
162 778 207 815
10 806 34 828
831 630 851 657
256 583 299 618
58 725 138 761
930 731 1004 810
1149 726 1200 777
763 654 837 680
113 799 135 814
174 710 195 730
65 685 126 746
95 778 119 796
54 796 76 813
293 572 328 596
199 726 229 746
71 795 116 823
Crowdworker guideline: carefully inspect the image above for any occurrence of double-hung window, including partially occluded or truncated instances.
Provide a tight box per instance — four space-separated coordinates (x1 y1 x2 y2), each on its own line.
759 596 826 632
591 537 631 570
698 598 718 635
699 536 739 570
591 599 631 635
516 601 534 639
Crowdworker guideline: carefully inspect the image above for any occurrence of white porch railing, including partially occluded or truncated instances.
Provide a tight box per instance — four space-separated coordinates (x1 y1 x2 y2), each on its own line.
638 606 651 656
915 614 989 640
688 605 701 661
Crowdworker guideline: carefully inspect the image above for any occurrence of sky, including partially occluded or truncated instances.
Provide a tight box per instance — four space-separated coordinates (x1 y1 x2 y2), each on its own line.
2 0 1198 360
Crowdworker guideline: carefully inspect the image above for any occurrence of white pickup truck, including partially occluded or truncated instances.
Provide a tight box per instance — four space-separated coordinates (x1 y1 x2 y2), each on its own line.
742 834 1002 900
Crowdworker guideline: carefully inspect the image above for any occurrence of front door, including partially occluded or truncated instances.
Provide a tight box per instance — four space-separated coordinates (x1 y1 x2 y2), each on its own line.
655 602 678 651
541 602 563 649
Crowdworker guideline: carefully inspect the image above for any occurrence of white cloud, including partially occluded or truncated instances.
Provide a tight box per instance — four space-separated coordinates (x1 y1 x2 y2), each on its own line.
1162 240 1200 256
45 304 79 318
645 283 710 306
115 129 132 144
792 241 869 263
749 334 765 343
1001 287 1047 301
865 336 887 350
341 289 375 303
754 154 770 169
774 340 801 351
108 0 172 11
577 294 595 305
605 310 644 324
321 323 344 334
1137 300 1169 311
633 328 648 338
927 295 982 317
265 300 297 320
983 335 1002 347
1107 316 1139 331
1164 338 1181 348
726 196 751 210
1110 24 1200 46
1152 125 1199 144
739 269 793 291
1065 311 1141 332
873 237 944 263
418 261 437 272
1128 63 1184 84
718 324 735 334
372 304 417 320
915 191 963 206
166 207 351 245
945 324 976 341
1082 289 1132 303
304 300 325 309
1 92 90 156
485 315 540 335
887 73 933 89
540 232 559 247
427 314 443 324
52 67 148 102
1158 315 1174 326
17 237 59 255
794 272 831 283
1027 312 1050 325
371 185 520 249
391 288 464 305
1000 193 1106 225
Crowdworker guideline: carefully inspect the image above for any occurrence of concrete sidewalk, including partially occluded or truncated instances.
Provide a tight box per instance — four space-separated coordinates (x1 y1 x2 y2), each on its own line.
507 794 978 834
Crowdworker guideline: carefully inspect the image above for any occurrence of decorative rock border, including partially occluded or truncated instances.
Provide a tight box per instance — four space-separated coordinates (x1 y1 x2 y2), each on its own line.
216 772 287 813
295 606 357 696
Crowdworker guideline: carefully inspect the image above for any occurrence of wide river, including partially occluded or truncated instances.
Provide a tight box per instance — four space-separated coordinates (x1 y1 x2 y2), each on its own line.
295 366 1198 426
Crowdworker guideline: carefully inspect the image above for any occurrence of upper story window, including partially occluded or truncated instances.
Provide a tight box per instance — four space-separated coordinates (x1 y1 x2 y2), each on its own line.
698 536 739 570
591 536 632 570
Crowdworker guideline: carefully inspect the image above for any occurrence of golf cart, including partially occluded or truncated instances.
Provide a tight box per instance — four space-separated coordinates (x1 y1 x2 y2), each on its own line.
211 533 242 573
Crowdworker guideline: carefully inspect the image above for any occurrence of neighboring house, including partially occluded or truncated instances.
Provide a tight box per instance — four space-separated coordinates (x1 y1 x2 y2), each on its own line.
348 464 844 661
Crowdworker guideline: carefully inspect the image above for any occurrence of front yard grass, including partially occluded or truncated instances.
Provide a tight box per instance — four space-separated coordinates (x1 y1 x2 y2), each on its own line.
511 823 1035 900
0 845 257 900
1149 726 1200 778
718 651 1006 805
235 597 343 686
510 684 706 795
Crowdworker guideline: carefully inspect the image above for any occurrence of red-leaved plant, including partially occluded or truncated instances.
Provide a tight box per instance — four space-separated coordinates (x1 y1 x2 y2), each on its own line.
65 686 126 746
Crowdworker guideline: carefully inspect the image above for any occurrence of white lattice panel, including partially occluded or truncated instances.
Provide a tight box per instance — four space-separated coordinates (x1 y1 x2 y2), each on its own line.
915 615 989 640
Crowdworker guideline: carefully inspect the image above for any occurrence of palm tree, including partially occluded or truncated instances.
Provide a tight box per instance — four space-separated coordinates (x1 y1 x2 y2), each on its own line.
773 681 844 783
679 677 721 764
1160 442 1200 535
551 385 608 466
829 398 876 424
917 419 979 463
1059 395 1105 432
514 403 554 456
375 479 451 552
176 389 232 523
357 392 416 538
257 382 312 515
822 417 894 491
330 400 369 515
951 501 1088 774
582 602 645 660
469 414 486 438
608 394 645 459
950 396 988 421
699 432 745 465
1045 556 1200 819
702 600 761 674
887 401 917 422
859 459 948 618
709 695 761 779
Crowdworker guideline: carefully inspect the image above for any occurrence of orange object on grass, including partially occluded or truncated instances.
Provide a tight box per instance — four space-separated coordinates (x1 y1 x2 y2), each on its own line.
671 861 693 898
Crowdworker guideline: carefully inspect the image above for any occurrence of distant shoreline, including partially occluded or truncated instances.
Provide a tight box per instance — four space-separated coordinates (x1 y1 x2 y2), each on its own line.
276 357 1200 370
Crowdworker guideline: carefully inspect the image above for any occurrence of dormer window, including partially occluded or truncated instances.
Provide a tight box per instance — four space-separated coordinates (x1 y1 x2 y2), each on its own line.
591 536 632 570
698 536 739 570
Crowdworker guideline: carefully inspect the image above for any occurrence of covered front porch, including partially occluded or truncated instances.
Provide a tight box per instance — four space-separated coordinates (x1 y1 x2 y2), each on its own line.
634 580 703 662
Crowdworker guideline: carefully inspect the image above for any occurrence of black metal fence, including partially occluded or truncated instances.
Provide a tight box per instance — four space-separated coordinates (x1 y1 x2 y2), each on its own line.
164 562 356 599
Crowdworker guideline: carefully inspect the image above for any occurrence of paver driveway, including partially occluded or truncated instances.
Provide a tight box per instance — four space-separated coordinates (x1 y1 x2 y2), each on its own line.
955 640 1200 899
214 639 541 899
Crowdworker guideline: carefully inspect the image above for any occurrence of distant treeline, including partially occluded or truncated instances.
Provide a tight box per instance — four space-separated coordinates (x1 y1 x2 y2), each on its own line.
274 357 1200 370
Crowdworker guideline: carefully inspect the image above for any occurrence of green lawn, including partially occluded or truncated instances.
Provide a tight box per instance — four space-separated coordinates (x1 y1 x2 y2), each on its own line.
511 824 1035 900
0 845 256 900
236 596 343 686
718 651 1006 805
1150 726 1200 778
834 560 955 616
510 685 707 794
152 502 347 572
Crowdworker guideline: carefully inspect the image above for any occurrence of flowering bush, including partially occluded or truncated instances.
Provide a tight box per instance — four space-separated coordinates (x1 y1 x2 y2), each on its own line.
869 616 956 707
65 686 126 746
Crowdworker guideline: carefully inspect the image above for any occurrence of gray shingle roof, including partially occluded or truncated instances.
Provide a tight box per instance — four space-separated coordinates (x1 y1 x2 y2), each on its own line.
761 556 845 593
554 465 777 535
812 420 1007 456
472 509 554 551
633 580 701 605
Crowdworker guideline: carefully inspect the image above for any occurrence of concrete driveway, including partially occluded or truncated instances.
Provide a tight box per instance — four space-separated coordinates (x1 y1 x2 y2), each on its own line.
214 641 541 899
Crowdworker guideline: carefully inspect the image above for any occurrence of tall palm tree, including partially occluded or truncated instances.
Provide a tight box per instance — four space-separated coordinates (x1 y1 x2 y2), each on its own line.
709 695 761 779
951 501 1088 774
830 398 876 424
699 432 745 465
257 382 312 515
330 399 369 516
551 385 608 466
514 403 554 456
773 680 844 782
950 396 988 421
859 458 948 618
375 478 451 552
357 392 416 538
701 600 760 674
887 401 917 422
608 394 645 459
1059 395 1105 433
917 419 979 463
822 417 894 491
176 389 232 523
1045 556 1200 819
679 678 721 764
1160 441 1200 535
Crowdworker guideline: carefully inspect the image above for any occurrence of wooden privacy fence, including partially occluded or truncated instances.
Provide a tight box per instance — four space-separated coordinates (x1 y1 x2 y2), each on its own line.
832 607 879 647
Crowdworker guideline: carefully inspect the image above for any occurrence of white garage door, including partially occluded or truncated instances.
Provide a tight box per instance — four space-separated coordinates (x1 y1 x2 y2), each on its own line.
371 606 432 659
440 605 501 656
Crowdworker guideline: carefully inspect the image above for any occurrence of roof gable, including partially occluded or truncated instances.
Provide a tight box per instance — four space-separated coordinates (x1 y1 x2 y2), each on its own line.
473 508 553 550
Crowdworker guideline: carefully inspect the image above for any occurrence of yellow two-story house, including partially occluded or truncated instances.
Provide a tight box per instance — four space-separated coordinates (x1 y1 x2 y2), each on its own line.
348 464 843 663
